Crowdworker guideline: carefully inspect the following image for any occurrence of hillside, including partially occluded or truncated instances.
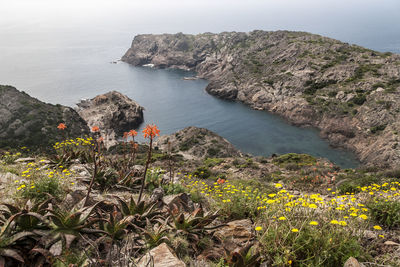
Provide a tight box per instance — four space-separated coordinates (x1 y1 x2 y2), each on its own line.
0 85 89 149
122 30 400 168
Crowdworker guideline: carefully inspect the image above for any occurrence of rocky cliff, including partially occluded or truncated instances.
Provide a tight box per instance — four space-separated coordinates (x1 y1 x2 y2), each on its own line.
76 91 144 147
0 85 89 149
122 31 400 168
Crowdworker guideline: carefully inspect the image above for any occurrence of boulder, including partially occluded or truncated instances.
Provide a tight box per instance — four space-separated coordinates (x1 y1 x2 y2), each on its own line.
163 193 194 213
343 257 365 267
137 243 186 267
214 219 254 251
76 91 144 148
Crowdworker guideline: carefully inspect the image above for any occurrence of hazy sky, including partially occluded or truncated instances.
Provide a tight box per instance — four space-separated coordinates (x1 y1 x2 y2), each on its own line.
1 0 399 51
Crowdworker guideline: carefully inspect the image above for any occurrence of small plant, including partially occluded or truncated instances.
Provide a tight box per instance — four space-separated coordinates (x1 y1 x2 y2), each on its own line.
1 151 22 164
224 243 261 267
368 199 400 229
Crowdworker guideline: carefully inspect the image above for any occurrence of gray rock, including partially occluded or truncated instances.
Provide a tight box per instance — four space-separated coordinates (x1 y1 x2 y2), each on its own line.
163 193 194 213
76 91 144 148
150 187 165 203
15 157 35 163
137 243 186 267
343 257 365 267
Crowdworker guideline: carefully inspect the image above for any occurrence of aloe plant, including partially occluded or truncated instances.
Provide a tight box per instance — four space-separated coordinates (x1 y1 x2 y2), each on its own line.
0 213 36 266
168 207 224 245
116 196 161 228
45 202 105 251
224 243 261 267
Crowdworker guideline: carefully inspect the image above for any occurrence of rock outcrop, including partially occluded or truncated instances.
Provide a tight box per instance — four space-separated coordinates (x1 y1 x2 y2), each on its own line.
76 91 144 147
155 126 241 160
122 31 400 168
0 85 89 149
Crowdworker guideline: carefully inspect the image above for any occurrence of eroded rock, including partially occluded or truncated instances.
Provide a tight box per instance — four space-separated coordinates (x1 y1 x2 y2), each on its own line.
137 243 186 267
76 91 144 148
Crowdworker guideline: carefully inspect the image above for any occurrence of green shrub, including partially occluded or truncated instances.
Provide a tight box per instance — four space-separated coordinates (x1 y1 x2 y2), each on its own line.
192 166 211 179
260 224 366 266
368 200 400 229
20 176 64 201
272 153 317 167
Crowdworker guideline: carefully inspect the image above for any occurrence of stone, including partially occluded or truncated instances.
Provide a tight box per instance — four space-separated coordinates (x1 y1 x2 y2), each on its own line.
376 87 385 92
150 187 165 203
76 91 144 148
163 193 194 213
137 243 186 267
343 257 365 267
384 241 400 246
15 157 36 163
214 219 254 251
336 91 345 100
155 126 241 160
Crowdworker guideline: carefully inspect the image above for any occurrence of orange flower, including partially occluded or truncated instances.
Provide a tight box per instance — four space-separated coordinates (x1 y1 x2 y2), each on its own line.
142 124 160 139
97 136 104 143
123 132 128 139
217 178 225 184
91 126 100 132
128 130 137 137
57 123 67 130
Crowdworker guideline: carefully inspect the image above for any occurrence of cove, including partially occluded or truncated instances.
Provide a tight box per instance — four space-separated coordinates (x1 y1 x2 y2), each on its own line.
0 45 359 168
123 66 360 169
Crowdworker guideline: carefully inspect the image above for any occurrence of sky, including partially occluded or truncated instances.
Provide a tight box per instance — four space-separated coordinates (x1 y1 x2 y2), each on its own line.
0 0 399 52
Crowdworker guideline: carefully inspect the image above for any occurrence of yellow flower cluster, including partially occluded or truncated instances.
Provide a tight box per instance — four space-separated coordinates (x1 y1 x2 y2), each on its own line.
53 137 94 150
180 174 400 234
15 161 75 191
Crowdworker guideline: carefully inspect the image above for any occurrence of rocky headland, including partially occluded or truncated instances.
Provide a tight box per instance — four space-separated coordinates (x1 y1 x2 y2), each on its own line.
0 85 89 149
122 30 400 168
76 91 144 147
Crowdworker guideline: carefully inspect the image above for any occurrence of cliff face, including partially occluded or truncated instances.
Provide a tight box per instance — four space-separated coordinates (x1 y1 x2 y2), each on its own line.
122 31 400 167
76 91 144 147
0 85 89 149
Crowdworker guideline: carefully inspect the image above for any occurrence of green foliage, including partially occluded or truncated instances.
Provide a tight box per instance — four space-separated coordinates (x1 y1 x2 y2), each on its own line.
272 153 317 167
370 124 386 134
207 147 221 157
224 243 261 267
193 166 212 179
162 182 186 195
20 176 64 202
368 200 400 229
145 167 164 191
204 157 224 167
260 225 365 266
0 152 22 164
303 79 337 95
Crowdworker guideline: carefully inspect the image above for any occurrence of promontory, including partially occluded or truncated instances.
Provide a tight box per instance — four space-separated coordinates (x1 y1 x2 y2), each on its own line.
122 30 400 168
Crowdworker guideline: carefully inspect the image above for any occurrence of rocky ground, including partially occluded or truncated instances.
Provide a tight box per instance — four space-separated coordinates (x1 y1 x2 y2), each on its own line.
1 126 399 266
122 30 400 168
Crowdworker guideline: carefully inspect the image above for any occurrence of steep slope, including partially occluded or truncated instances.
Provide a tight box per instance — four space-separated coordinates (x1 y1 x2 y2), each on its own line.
0 85 89 149
122 31 400 168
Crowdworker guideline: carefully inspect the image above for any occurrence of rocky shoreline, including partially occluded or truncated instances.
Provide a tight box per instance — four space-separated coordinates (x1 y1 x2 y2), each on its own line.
122 30 400 168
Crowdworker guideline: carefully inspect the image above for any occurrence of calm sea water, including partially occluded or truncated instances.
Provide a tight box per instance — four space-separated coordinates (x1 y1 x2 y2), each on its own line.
1 0 399 168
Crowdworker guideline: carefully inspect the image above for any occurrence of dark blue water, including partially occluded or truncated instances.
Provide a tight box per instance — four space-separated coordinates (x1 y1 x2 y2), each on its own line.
2 0 399 168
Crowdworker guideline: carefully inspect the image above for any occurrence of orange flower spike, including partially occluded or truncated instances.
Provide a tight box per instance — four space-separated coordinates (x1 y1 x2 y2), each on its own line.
123 132 128 139
97 136 104 143
91 126 100 132
57 123 67 130
128 130 138 137
142 124 160 139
